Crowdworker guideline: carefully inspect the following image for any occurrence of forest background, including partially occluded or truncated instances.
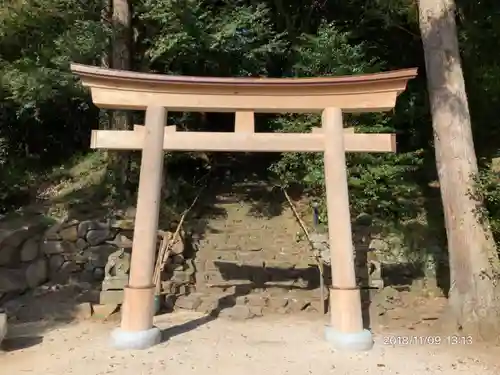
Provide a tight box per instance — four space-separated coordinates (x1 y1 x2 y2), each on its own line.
1 0 500 299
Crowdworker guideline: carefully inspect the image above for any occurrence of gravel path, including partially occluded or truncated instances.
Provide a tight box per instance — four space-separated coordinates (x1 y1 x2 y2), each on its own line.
2 312 499 375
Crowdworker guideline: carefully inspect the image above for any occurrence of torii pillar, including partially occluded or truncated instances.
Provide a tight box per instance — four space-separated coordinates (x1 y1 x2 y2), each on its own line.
322 107 372 350
110 107 167 349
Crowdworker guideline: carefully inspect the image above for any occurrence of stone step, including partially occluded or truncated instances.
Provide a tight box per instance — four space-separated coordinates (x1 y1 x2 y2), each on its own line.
194 250 239 263
197 244 267 253
196 265 319 286
196 250 311 262
200 232 301 242
172 288 326 316
195 218 299 230
196 279 317 290
197 243 309 252
198 245 304 255
201 224 299 232
197 256 314 272
197 252 313 263
195 263 381 289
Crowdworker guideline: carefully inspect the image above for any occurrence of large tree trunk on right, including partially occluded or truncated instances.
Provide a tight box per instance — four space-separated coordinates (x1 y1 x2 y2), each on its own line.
417 0 500 342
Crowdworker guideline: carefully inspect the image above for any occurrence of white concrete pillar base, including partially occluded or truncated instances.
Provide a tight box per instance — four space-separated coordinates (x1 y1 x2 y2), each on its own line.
110 326 161 350
0 313 7 345
325 325 373 351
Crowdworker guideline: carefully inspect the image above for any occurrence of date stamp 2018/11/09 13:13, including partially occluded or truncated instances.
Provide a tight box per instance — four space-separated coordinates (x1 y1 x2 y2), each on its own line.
383 335 473 346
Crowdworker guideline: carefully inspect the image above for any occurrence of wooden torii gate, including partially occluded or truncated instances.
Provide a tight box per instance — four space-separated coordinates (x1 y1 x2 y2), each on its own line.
71 64 417 351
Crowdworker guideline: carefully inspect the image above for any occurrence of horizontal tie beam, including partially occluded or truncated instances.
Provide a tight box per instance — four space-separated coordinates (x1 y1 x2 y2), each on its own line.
311 126 354 134
132 125 355 134
90 129 396 153
133 124 177 132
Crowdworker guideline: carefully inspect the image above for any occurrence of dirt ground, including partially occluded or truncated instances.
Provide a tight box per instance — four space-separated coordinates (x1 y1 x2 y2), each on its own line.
2 307 500 375
2 184 499 373
2 234 500 375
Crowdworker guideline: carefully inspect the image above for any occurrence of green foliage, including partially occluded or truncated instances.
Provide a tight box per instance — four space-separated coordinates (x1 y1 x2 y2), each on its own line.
0 0 108 206
0 0 499 257
1 0 108 106
291 22 380 76
139 0 287 76
270 22 424 224
475 164 500 243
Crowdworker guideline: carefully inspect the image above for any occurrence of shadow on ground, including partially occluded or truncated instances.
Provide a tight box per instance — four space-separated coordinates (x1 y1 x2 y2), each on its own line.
0 282 94 351
1 335 44 352
161 314 216 342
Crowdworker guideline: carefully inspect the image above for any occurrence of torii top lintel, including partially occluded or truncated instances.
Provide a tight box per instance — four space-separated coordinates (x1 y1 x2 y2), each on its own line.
70 63 417 113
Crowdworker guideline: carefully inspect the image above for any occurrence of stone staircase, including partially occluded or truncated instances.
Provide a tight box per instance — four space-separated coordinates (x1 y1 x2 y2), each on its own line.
169 182 382 319
172 185 328 318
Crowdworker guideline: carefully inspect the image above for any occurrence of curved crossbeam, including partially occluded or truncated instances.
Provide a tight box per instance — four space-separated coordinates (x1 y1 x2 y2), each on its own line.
70 63 417 113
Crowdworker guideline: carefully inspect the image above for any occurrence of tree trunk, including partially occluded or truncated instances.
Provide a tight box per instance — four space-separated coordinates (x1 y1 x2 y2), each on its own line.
100 0 111 131
417 0 500 342
110 0 132 190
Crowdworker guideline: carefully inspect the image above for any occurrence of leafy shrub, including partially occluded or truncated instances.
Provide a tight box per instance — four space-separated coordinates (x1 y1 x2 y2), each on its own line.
270 23 425 224
475 164 500 243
